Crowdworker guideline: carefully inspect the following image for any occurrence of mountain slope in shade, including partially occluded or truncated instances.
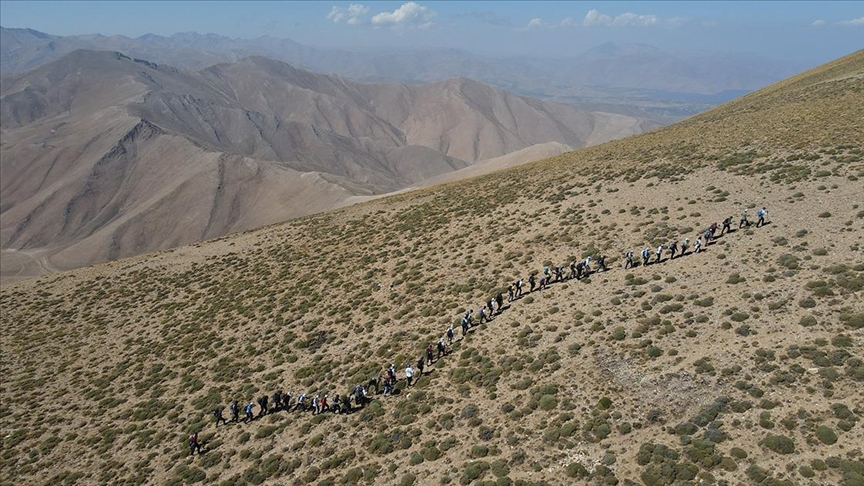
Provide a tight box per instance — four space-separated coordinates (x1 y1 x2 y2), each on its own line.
1 50 651 276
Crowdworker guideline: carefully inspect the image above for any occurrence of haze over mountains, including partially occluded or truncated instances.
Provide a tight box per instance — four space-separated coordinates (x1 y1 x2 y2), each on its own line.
0 27 806 117
0 49 653 276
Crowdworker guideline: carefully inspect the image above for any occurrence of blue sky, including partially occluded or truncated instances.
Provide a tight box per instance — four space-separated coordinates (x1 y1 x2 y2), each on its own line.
1 1 862 62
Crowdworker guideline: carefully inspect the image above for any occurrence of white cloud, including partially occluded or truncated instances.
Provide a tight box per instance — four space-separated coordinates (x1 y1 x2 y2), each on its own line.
559 17 577 28
526 18 544 29
327 4 369 25
810 19 826 27
371 2 436 29
583 8 685 27
837 17 864 26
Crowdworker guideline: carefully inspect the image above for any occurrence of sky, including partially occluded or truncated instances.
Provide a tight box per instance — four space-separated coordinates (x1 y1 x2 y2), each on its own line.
1 1 862 63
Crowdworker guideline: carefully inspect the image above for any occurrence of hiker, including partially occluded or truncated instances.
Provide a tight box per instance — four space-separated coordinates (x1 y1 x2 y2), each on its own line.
447 325 454 345
466 310 474 326
756 207 767 227
538 276 547 290
507 283 515 302
720 216 733 235
405 364 414 387
642 247 651 265
654 245 662 263
668 241 678 260
461 316 469 336
694 236 703 253
515 278 524 297
244 401 255 423
188 432 202 455
416 355 425 377
213 406 228 427
478 307 488 324
426 343 435 365
296 393 307 411
437 338 446 359
311 395 320 415
597 255 608 272
544 266 551 282
257 395 268 418
568 260 578 279
333 394 342 414
554 266 564 282
495 292 504 313
321 394 329 413
681 238 690 255
584 257 592 276
272 390 283 411
740 209 750 228
703 228 713 245
624 250 634 269
528 274 536 292
229 400 239 423
575 261 585 279
282 392 293 410
486 298 495 316
710 222 718 238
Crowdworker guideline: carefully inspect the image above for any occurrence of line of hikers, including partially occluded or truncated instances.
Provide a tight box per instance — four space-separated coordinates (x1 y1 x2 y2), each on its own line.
190 206 769 454
623 208 768 268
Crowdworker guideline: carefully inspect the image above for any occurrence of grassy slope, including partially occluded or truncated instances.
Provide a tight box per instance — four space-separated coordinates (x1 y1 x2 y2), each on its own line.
1 51 863 486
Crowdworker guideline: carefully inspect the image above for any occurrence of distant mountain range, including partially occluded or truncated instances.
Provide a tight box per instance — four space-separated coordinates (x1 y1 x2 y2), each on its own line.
0 27 807 118
0 49 652 271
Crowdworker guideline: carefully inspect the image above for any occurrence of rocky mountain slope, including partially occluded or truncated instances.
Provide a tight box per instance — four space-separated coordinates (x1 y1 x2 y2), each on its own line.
0 51 862 486
1 49 652 276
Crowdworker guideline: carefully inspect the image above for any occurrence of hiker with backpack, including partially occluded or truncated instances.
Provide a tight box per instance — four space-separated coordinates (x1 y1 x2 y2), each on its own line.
555 266 564 282
756 207 768 227
213 406 228 427
416 355 425 377
257 395 268 418
495 292 504 313
583 257 592 276
597 255 608 272
273 390 283 411
681 238 690 255
568 260 578 279
720 216 733 235
507 283 515 302
244 401 255 423
515 278 524 297
404 364 415 387
655 245 663 264
437 338 446 359
478 307 488 324
486 298 495 316
461 316 469 336
447 325 454 345
528 274 536 292
642 247 651 266
624 250 634 269
740 209 750 228
188 432 202 455
694 236 703 253
575 261 585 279
668 241 678 260
709 222 718 238
426 343 435 365
229 400 239 423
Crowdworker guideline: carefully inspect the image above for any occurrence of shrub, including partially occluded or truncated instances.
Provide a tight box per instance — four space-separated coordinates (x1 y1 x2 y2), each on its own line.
762 434 795 454
815 426 838 445
539 395 558 411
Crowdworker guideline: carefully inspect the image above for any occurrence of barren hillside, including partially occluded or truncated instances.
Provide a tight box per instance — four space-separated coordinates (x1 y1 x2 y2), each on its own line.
1 50 651 277
0 51 862 486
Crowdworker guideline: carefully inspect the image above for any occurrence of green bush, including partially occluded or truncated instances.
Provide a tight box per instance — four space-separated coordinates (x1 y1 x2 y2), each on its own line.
815 426 838 445
762 434 795 454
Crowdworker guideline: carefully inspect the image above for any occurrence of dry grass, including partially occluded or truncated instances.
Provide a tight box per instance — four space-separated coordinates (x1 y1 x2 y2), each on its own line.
1 51 863 486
